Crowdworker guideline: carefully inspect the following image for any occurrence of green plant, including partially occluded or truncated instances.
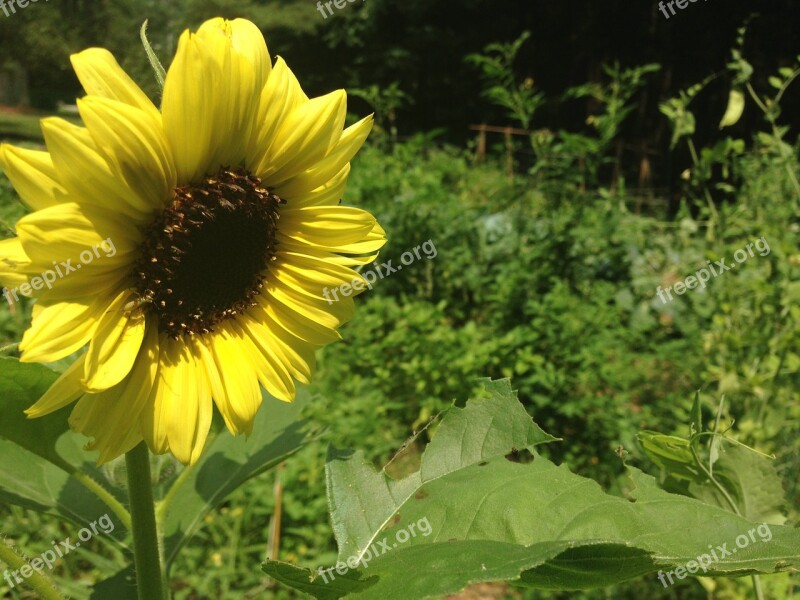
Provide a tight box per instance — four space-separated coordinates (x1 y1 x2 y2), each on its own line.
465 31 544 131
349 82 412 145
265 381 799 599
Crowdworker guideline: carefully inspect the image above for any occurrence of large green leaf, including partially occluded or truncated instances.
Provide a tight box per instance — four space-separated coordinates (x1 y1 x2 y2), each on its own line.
264 379 800 599
160 388 321 568
326 378 557 561
0 358 128 535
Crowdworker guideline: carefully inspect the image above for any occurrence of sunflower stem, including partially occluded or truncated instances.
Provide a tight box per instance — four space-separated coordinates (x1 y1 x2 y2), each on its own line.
126 442 166 600
0 540 66 600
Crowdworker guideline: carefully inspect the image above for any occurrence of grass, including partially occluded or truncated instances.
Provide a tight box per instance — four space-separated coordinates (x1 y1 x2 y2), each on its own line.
0 110 45 141
0 107 81 142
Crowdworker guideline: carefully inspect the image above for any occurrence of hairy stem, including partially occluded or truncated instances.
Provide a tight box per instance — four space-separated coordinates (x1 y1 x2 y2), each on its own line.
126 442 166 600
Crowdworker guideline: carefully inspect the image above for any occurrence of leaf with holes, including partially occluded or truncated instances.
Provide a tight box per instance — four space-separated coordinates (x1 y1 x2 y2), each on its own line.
263 378 800 599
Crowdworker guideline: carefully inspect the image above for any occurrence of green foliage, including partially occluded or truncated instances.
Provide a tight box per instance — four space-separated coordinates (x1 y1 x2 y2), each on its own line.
660 21 800 209
639 395 788 525
0 359 317 598
565 62 661 147
0 17 797 598
0 111 45 141
467 37 660 191
0 358 129 531
466 32 544 131
349 82 412 142
659 77 713 150
264 381 799 598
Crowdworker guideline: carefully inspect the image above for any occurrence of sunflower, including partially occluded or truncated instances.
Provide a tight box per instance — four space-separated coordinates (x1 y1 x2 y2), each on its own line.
0 18 385 465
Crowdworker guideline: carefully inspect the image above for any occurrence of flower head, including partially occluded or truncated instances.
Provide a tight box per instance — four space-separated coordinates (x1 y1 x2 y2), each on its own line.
0 18 385 465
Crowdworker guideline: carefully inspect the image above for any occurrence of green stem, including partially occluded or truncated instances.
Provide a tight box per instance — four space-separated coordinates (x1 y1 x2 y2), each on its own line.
745 82 800 201
0 343 19 355
126 442 166 600
0 216 15 236
757 341 789 427
686 137 719 226
752 574 765 600
69 470 132 532
0 540 66 600
689 439 740 516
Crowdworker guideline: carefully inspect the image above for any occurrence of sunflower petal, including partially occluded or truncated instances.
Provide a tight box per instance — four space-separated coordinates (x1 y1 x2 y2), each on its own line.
279 206 376 247
163 20 268 183
69 320 159 464
0 237 32 289
25 354 87 418
257 90 346 184
255 292 341 346
82 289 147 392
232 318 295 401
162 31 218 184
281 164 350 208
19 294 113 363
201 325 262 436
15 203 138 296
290 220 386 255
194 18 271 170
41 117 155 218
70 48 161 120
273 251 368 296
241 307 316 385
78 97 176 211
140 333 177 455
261 277 356 342
164 337 212 465
246 57 307 172
0 145 65 211
273 115 372 198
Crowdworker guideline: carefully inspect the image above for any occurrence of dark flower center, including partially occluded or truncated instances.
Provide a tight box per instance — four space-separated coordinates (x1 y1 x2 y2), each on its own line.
133 167 284 338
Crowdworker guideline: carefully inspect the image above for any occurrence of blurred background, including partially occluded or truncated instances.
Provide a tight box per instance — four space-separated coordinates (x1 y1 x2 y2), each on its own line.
0 0 798 598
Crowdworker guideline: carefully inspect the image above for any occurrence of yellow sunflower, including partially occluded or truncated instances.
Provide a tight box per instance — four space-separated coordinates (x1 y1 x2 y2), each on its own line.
0 17 385 465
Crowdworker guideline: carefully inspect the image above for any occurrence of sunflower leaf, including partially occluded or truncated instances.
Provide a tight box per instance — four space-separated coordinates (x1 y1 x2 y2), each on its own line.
0 358 128 534
140 20 166 91
88 565 138 600
263 378 800 598
0 357 74 469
